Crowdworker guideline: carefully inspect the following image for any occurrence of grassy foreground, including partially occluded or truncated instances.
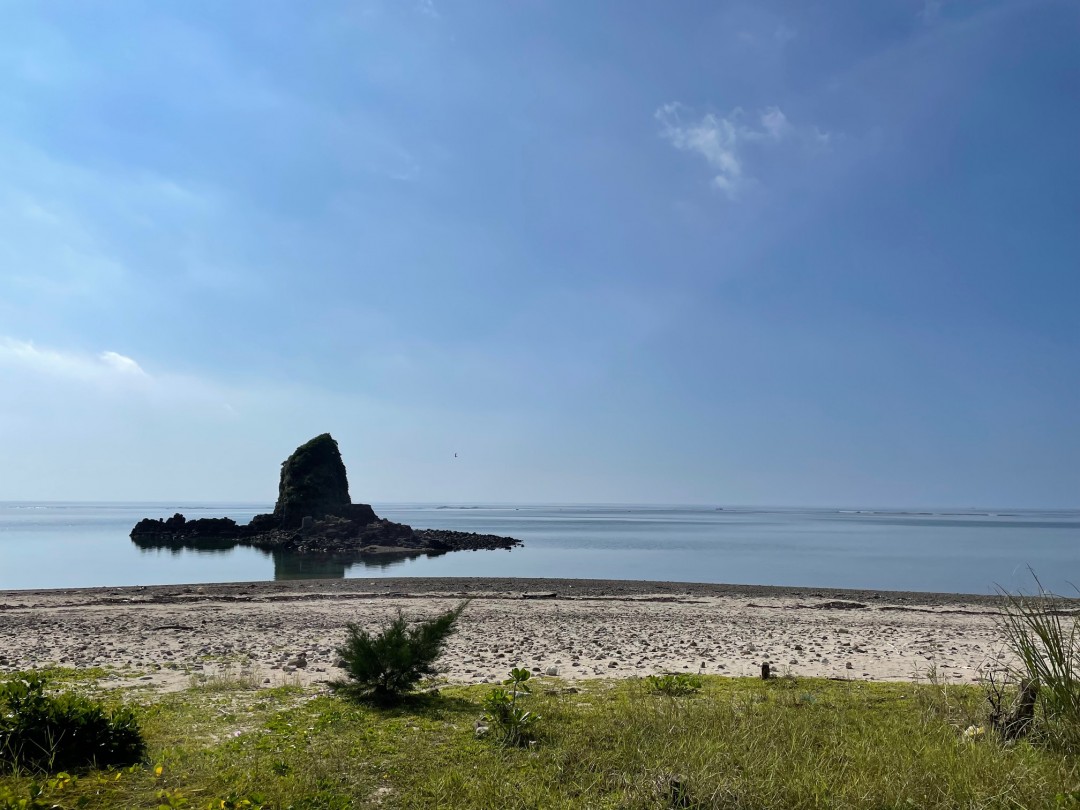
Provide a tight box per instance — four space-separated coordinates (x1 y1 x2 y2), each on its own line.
2 670 1079 809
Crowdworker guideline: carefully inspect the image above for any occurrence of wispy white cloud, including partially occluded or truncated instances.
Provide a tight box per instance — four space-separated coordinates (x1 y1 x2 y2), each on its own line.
0 338 145 383
0 336 236 418
759 107 792 140
655 103 744 196
655 103 828 199
99 350 147 376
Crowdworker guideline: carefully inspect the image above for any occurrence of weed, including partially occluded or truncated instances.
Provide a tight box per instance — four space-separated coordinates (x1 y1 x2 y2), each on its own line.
481 668 540 746
645 673 703 697
188 666 260 693
0 773 78 809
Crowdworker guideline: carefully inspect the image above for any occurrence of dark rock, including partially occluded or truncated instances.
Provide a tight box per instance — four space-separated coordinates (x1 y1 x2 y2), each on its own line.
415 529 518 552
129 433 521 565
130 514 240 540
272 433 370 528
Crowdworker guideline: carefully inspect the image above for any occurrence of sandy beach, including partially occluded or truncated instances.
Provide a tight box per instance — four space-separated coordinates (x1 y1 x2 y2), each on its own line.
0 578 1045 692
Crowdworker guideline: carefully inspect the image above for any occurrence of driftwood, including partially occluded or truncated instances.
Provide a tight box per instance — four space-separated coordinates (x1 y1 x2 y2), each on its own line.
659 775 693 809
988 675 1039 740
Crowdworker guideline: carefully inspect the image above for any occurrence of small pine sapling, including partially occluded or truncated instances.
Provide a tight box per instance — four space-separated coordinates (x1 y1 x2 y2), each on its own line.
331 601 468 704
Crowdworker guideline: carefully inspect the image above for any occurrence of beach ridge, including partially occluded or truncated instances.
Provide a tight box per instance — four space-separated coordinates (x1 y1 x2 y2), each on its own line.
3 577 1052 691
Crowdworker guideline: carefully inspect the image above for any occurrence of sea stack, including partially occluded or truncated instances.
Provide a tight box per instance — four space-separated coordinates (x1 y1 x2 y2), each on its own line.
269 433 376 528
274 433 351 525
130 434 520 558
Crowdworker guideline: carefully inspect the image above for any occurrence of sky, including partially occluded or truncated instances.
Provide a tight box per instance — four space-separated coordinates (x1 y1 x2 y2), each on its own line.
0 0 1077 507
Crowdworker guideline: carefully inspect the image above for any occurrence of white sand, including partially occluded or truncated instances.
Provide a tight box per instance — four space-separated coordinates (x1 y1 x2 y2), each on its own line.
0 578 1024 692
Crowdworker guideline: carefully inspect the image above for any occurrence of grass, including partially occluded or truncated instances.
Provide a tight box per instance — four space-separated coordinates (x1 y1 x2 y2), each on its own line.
1 672 1079 809
996 575 1080 750
188 665 263 693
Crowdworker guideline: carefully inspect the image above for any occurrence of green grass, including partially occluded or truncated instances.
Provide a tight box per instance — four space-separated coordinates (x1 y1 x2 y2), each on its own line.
1 674 1078 809
997 575 1080 750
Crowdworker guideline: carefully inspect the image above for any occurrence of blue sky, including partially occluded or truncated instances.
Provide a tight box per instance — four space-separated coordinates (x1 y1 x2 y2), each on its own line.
0 0 1077 506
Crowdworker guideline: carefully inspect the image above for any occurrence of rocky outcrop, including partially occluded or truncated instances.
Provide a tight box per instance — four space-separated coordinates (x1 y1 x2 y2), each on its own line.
131 514 243 539
130 434 521 560
271 433 367 527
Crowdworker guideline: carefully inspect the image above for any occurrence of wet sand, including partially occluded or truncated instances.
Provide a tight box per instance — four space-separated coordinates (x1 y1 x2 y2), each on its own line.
0 577 1045 692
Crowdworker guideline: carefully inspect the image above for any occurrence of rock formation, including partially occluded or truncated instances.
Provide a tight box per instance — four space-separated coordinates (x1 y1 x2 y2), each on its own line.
130 434 520 560
269 433 376 527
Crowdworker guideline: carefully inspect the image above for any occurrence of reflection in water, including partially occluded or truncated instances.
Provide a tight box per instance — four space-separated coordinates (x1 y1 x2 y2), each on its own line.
268 548 446 579
130 536 445 580
131 536 237 555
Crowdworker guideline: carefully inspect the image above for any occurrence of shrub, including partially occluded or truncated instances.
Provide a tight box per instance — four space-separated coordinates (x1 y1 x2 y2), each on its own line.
330 601 468 703
482 668 540 746
645 673 703 697
996 574 1080 749
0 672 145 773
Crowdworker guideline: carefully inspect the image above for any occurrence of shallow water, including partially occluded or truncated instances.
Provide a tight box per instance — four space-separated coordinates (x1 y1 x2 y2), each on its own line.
0 502 1077 594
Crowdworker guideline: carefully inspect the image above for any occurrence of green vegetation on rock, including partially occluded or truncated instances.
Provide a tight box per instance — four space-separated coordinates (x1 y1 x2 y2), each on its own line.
272 433 352 525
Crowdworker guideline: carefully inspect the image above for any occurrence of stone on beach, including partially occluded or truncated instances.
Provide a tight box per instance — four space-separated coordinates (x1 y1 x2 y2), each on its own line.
0 579 1035 691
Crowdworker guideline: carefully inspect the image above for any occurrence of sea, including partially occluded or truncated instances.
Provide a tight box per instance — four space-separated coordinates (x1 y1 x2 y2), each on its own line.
0 502 1077 595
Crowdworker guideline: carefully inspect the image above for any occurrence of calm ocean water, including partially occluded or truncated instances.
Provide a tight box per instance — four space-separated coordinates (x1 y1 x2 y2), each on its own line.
0 502 1077 594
